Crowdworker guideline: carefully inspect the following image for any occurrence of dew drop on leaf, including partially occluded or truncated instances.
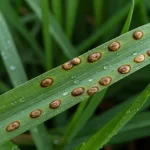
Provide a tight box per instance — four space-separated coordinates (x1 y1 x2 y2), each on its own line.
74 80 80 84
88 78 93 82
103 66 108 70
10 65 16 71
133 52 137 56
63 92 68 96
126 110 131 114
12 145 19 150
71 75 76 79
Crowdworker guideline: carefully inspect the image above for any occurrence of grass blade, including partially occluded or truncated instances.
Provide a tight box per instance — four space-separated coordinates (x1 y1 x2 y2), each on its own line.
25 0 78 59
138 0 149 24
0 0 44 61
66 0 80 38
78 84 150 150
0 12 53 150
30 124 53 150
62 98 89 145
1 23 150 144
51 0 62 26
63 89 107 146
93 0 104 27
40 0 53 70
121 0 134 34
64 95 150 150
0 14 27 86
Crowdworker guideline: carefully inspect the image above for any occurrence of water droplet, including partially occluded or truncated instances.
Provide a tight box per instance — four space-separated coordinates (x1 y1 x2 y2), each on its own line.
11 101 17 105
20 97 25 102
12 145 19 150
74 80 80 84
10 65 16 71
133 52 137 56
88 78 93 82
103 66 108 70
127 110 130 114
7 40 11 45
140 41 143 44
71 75 76 79
53 139 59 145
63 92 68 96
116 53 119 56
119 122 123 125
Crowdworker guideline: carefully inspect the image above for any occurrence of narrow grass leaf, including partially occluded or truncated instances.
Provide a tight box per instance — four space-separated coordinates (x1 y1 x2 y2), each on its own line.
0 13 53 150
65 95 150 150
25 0 78 59
51 0 62 26
40 0 52 70
30 124 53 150
78 0 140 53
66 0 80 38
76 93 150 138
78 84 150 150
121 0 134 34
63 98 89 145
1 23 150 144
93 0 104 27
138 0 149 24
0 13 27 86
63 89 107 146
0 0 44 61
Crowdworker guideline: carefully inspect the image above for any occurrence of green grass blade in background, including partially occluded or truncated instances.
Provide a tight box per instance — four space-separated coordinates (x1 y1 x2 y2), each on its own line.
30 124 53 150
64 95 150 150
78 84 150 150
78 0 140 52
0 13 27 86
75 93 150 138
40 0 52 70
51 0 62 26
25 0 78 59
138 0 149 24
0 12 53 150
1 141 20 150
93 0 104 27
1 23 150 144
63 89 107 146
121 0 134 34
62 98 89 145
0 0 44 61
66 0 80 39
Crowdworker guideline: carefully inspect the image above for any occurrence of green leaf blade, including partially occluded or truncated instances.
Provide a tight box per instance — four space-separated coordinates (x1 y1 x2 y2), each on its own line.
1 23 150 144
121 0 134 34
0 13 27 86
78 84 150 150
40 0 53 70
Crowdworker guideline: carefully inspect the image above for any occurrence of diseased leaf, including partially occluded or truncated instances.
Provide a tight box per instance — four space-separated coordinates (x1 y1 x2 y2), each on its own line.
1 23 150 144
